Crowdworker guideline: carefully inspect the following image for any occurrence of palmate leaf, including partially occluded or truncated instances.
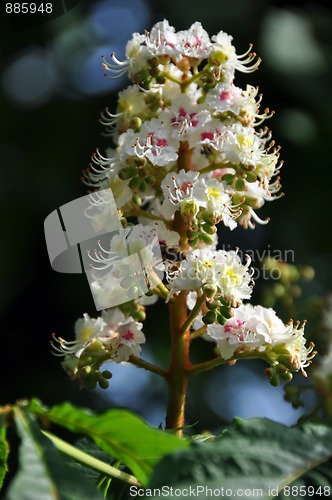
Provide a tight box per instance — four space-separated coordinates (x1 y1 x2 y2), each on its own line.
26 399 189 486
0 413 9 491
148 418 332 499
5 407 103 500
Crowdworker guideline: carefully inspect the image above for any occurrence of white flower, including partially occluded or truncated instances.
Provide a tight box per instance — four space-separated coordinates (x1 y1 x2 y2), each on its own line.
53 309 145 364
207 303 267 359
145 20 178 57
210 31 260 80
205 304 316 374
167 248 253 305
123 119 179 167
101 309 145 362
193 177 238 229
161 169 199 218
52 313 108 358
206 82 246 115
176 22 212 60
160 94 210 146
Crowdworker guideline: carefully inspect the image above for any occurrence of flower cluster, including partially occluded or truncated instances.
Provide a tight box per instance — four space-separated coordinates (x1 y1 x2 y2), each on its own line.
204 304 316 383
53 309 145 388
53 20 315 388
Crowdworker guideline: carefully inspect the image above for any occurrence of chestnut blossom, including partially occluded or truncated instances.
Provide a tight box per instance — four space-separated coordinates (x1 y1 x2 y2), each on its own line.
167 248 253 306
205 304 316 375
54 20 315 391
53 309 145 364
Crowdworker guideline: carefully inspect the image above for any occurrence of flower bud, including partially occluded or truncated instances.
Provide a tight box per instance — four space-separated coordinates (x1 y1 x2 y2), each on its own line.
102 370 113 379
149 65 160 77
98 378 110 389
181 198 199 218
202 223 216 235
199 231 214 245
129 176 142 189
203 311 216 324
203 283 218 298
129 117 142 131
155 75 166 84
132 194 142 205
119 166 137 180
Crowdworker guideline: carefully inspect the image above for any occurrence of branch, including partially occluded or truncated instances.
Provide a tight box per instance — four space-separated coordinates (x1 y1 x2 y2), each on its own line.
129 355 166 377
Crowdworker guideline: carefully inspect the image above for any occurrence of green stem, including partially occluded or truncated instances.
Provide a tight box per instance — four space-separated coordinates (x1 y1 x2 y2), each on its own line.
164 73 183 85
129 355 166 378
165 291 190 436
42 430 142 487
188 350 269 377
190 325 207 340
179 293 206 336
147 269 174 302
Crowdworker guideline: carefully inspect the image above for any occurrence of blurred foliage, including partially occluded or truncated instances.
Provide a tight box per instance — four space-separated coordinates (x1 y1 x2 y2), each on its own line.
0 0 331 434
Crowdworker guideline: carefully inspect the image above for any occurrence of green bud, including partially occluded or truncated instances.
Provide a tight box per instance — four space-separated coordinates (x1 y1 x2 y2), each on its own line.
209 50 228 65
134 309 146 321
155 75 166 84
145 175 155 185
219 306 234 319
281 371 293 382
276 364 288 375
245 171 257 182
132 194 142 205
202 223 216 235
129 176 142 189
202 311 216 325
148 56 159 67
98 378 110 389
139 180 148 192
269 373 280 387
149 67 160 77
216 313 227 325
141 78 152 90
206 299 220 310
222 173 235 184
202 212 215 224
236 178 245 191
277 354 294 370
188 237 199 247
129 116 142 131
203 283 218 298
119 166 138 180
138 167 149 177
102 370 113 379
199 231 214 245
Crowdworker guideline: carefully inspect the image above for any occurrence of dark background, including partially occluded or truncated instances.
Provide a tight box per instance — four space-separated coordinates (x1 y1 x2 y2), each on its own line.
1 0 331 430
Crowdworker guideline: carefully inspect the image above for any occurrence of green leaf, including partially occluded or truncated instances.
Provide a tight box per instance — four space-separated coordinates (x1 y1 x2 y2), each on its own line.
148 418 332 499
26 399 189 486
0 413 10 491
6 407 103 500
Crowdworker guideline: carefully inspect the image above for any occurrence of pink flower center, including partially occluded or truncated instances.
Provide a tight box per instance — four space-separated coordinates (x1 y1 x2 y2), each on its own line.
122 330 135 341
220 91 232 101
201 131 214 141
